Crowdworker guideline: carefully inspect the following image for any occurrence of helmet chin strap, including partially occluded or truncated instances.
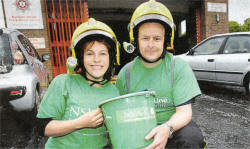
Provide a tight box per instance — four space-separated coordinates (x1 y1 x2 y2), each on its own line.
85 71 107 86
138 49 166 63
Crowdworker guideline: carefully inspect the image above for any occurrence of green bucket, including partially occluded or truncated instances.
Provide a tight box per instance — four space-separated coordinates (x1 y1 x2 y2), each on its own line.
99 91 157 149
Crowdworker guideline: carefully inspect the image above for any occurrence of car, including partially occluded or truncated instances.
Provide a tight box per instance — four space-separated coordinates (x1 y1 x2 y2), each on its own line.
176 32 250 97
0 28 50 112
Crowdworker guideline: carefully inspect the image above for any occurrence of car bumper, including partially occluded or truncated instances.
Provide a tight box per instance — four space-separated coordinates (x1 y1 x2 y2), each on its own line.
0 86 34 111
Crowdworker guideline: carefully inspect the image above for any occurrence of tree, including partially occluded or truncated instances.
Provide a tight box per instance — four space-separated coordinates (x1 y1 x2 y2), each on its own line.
241 18 250 31
229 18 250 32
229 21 240 32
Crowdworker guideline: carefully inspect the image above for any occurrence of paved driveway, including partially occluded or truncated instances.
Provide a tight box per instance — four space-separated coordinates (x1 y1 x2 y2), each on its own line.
1 84 250 149
194 95 250 148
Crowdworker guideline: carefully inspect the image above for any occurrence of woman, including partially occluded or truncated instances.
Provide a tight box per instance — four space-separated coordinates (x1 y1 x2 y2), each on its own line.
36 18 120 149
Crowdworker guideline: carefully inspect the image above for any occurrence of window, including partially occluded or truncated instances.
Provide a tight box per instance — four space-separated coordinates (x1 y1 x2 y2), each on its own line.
18 35 41 60
178 20 186 37
194 37 225 55
0 34 12 66
223 36 250 54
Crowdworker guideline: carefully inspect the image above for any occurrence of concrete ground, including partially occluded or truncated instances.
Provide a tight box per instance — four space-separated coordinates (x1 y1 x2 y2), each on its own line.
1 84 250 149
193 94 250 149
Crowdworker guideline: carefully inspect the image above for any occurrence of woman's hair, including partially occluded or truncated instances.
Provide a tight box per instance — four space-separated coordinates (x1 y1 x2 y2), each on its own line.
74 34 115 82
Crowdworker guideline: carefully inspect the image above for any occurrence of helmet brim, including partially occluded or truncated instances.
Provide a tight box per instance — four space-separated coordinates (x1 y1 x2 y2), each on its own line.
73 30 116 48
131 14 175 30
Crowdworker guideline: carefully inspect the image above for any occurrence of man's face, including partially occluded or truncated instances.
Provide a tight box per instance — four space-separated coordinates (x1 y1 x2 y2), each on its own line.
138 22 165 62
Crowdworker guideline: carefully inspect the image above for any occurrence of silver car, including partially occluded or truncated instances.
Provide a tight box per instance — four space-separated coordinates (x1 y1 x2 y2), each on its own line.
0 28 50 112
176 32 250 97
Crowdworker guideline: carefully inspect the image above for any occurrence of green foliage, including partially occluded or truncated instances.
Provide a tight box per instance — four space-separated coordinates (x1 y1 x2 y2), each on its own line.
242 18 250 31
229 21 240 32
229 18 250 32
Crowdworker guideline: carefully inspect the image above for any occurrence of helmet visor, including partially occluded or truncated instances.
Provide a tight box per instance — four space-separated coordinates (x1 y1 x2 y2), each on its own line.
73 30 116 48
132 14 175 30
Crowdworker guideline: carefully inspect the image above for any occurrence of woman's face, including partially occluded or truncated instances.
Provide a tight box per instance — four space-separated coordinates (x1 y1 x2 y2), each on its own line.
83 41 110 81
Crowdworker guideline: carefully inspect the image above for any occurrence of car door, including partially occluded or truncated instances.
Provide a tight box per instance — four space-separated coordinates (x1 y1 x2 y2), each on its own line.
16 34 48 92
187 36 226 81
215 35 250 85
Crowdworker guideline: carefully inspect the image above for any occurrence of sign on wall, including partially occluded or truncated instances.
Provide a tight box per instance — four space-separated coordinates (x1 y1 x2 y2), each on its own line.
29 37 45 49
207 2 227 13
0 0 5 28
3 0 44 29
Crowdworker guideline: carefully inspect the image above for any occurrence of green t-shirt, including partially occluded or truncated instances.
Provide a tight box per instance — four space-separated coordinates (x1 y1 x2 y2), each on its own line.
37 74 120 149
116 53 201 124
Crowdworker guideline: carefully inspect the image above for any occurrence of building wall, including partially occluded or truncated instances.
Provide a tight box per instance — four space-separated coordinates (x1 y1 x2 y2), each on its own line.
188 8 199 50
2 0 229 80
201 0 229 39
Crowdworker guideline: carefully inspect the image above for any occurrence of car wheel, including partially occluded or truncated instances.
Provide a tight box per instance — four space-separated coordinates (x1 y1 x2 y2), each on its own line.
246 81 250 100
28 90 40 124
244 76 250 100
31 89 40 117
35 89 41 111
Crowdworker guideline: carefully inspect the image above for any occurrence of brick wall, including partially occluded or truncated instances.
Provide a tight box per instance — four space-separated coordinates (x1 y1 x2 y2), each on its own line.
201 0 229 39
181 0 229 52
188 8 198 49
4 0 229 80
19 0 53 81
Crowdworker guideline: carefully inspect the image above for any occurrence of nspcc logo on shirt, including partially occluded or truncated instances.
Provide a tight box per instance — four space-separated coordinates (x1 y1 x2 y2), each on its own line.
69 105 92 119
154 97 174 108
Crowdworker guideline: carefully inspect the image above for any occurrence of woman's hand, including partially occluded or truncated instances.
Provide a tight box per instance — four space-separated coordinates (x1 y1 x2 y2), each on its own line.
44 108 104 137
75 108 104 129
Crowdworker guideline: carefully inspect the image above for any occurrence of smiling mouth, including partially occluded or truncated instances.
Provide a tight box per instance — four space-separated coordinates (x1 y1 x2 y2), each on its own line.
91 65 103 70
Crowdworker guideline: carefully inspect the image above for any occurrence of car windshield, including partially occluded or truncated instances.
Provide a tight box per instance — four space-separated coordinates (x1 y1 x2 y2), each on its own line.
0 34 13 73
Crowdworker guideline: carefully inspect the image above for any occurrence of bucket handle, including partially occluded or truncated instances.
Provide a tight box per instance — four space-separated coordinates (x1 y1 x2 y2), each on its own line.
99 91 156 107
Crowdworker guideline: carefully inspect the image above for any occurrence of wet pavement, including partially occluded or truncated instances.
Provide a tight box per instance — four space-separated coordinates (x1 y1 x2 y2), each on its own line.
194 95 250 148
0 83 250 149
194 83 250 149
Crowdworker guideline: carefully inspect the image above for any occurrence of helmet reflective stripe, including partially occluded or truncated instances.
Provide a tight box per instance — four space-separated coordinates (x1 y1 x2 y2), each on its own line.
73 30 115 48
131 14 175 30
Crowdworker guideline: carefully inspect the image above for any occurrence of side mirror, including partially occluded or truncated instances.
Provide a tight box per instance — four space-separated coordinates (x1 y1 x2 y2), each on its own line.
42 54 50 62
188 49 194 55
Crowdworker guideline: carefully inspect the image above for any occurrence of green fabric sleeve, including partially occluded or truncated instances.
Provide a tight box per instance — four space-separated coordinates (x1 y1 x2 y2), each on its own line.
172 58 201 106
37 74 68 120
116 64 128 95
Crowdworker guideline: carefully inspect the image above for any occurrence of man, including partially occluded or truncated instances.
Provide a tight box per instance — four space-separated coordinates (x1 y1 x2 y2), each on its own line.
116 0 206 148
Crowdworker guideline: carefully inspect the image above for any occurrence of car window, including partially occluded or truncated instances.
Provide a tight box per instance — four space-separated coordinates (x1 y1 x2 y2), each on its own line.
0 34 13 66
223 36 250 54
193 37 225 55
18 35 41 60
10 40 26 65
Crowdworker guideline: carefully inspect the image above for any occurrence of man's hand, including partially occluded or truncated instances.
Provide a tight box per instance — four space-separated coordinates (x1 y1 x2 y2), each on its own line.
144 123 171 149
